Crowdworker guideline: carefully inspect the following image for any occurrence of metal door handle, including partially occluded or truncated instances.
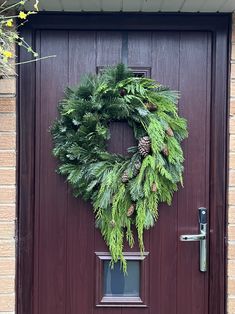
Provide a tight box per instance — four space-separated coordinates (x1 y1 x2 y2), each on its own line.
179 207 207 272
180 234 205 241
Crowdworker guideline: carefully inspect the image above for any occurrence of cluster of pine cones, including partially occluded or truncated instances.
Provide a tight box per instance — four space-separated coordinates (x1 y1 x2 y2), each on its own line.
122 127 173 184
121 136 150 184
121 159 141 183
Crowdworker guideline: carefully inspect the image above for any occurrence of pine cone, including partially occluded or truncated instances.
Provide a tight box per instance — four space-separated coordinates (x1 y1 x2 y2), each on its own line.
132 160 142 177
166 127 174 137
127 204 135 217
152 183 157 192
162 145 169 156
134 160 142 170
138 136 151 157
110 220 116 228
119 88 127 97
133 167 139 177
121 170 129 183
145 102 157 112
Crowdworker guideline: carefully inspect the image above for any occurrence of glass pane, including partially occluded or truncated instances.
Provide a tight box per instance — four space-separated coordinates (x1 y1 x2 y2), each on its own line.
133 72 145 77
103 260 140 297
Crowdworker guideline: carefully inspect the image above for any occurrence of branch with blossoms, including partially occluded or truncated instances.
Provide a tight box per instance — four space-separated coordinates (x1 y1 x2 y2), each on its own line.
0 0 55 77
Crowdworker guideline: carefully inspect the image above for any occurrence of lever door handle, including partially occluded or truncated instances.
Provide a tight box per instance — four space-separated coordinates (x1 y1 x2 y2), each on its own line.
179 207 207 272
180 233 205 241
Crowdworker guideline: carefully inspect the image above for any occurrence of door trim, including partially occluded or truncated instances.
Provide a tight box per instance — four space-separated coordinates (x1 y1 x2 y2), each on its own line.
17 13 230 314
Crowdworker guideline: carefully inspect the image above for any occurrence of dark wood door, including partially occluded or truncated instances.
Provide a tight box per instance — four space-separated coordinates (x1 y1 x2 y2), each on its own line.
18 15 228 314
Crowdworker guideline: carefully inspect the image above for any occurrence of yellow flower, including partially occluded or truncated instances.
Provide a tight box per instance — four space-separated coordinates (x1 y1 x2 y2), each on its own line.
18 11 27 19
3 51 13 58
34 0 39 11
6 19 13 27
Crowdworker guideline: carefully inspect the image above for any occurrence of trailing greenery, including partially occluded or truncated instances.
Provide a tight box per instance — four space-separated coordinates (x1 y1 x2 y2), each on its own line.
51 64 188 271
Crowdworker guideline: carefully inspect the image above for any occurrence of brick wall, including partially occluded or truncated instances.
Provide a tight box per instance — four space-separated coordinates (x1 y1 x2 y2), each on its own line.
229 14 235 314
0 77 16 313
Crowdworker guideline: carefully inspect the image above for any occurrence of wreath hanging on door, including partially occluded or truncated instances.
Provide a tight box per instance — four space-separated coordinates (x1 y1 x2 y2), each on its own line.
51 64 188 271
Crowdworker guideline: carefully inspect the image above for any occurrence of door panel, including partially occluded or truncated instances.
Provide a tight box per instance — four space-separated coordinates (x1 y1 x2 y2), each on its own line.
33 30 211 314
34 31 69 314
176 32 210 314
177 32 210 314
128 32 152 67
66 31 96 314
150 31 180 314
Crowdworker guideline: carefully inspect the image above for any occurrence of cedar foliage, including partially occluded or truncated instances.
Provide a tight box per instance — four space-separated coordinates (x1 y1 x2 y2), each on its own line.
51 64 188 272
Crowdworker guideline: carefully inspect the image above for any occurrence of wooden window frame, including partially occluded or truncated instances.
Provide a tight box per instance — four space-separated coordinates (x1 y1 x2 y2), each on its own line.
95 252 149 307
131 67 151 78
97 66 151 78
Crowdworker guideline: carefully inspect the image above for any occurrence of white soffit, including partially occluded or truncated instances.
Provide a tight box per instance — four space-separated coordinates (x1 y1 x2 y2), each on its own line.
25 0 235 12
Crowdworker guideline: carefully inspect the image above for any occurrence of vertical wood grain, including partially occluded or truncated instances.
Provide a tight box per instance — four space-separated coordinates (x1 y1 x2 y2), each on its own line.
97 31 122 67
150 31 180 314
66 31 97 314
17 28 36 314
209 27 227 314
35 30 69 314
94 31 122 314
121 31 153 314
177 31 210 314
69 31 96 85
127 32 152 67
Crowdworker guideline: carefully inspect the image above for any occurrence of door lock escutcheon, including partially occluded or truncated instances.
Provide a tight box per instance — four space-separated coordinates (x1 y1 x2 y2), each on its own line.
179 207 207 272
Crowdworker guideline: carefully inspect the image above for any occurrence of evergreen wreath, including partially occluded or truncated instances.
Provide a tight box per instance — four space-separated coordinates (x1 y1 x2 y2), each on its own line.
51 64 188 271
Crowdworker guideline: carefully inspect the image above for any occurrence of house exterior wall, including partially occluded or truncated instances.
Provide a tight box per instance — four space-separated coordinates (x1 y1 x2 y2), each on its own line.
0 14 233 314
0 75 16 313
228 13 235 314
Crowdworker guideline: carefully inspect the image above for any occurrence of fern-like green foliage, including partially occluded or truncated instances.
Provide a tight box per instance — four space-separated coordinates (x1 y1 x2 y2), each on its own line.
51 63 188 272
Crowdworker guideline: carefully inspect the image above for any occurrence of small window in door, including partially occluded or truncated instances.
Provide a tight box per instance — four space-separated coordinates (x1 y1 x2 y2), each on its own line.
131 67 151 78
95 252 149 307
103 260 140 298
96 66 151 78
